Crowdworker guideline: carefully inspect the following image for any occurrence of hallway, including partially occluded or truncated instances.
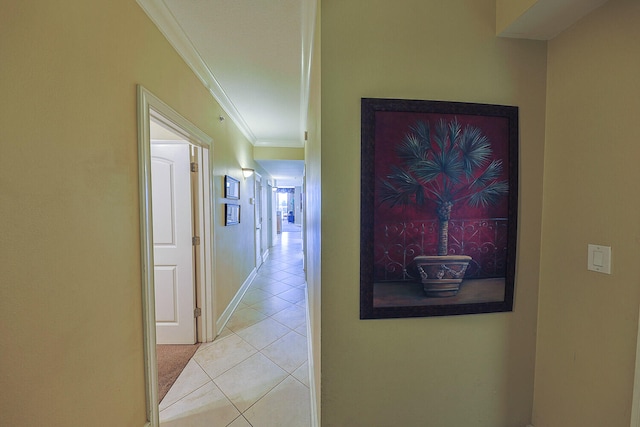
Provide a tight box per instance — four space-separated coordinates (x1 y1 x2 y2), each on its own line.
159 225 311 426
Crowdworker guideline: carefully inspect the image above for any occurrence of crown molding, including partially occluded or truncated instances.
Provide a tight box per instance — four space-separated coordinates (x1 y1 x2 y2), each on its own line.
136 0 256 144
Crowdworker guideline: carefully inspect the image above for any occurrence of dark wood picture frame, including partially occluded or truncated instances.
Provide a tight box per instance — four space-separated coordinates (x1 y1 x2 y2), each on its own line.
225 203 240 226
360 98 518 319
225 175 240 200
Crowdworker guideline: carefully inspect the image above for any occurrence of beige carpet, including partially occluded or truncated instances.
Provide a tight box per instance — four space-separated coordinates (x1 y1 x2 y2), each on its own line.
157 343 200 403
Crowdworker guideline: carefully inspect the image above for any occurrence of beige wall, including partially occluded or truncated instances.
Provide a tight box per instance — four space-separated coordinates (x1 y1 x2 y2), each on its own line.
212 122 260 317
320 0 546 425
254 146 305 161
0 1 259 425
533 0 640 425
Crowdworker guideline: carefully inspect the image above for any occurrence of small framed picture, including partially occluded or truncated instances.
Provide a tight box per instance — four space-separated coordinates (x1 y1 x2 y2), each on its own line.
225 175 240 199
225 203 240 226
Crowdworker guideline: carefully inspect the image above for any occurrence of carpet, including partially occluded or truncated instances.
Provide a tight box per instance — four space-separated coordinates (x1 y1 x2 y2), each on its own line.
157 343 200 404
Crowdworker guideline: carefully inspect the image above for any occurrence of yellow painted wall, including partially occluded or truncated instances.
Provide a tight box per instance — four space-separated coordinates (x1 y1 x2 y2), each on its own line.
254 146 305 161
212 120 260 318
533 0 640 425
0 1 258 425
320 1 546 425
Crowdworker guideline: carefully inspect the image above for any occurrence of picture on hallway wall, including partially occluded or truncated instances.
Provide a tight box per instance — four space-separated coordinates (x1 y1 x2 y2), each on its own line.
225 203 240 226
360 98 518 319
225 174 240 200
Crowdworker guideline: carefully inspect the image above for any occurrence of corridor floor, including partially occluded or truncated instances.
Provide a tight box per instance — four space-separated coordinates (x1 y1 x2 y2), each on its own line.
159 226 311 426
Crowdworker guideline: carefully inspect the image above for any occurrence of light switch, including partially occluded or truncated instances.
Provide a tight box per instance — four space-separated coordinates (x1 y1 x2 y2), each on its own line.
592 250 604 267
588 244 611 274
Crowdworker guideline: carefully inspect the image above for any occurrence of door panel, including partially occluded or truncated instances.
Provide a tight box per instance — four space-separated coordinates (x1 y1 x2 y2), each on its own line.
154 266 177 322
151 142 196 345
151 160 175 245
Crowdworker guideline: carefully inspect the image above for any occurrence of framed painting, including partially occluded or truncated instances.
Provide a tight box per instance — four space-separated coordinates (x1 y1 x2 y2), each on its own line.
225 203 240 226
225 175 240 200
360 98 518 319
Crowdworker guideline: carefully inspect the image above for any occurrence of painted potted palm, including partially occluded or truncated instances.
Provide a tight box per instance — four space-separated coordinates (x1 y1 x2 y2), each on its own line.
379 118 508 297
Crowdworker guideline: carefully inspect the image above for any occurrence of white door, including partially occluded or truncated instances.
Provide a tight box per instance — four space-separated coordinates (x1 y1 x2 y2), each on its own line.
255 174 263 268
151 142 196 345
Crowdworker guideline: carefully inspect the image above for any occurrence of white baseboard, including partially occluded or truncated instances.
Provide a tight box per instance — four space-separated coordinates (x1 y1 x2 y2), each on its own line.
215 268 257 333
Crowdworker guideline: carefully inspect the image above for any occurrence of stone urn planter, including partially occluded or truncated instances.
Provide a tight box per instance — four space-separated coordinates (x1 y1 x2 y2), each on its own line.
413 255 472 297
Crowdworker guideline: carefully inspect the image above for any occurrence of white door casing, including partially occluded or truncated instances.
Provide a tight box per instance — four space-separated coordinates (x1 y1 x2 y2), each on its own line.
151 142 196 345
254 173 263 269
266 182 274 248
138 86 217 425
260 179 268 260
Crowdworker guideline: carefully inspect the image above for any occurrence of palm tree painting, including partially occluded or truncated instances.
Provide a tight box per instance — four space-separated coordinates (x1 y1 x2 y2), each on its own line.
378 117 509 298
360 98 518 319
379 118 508 258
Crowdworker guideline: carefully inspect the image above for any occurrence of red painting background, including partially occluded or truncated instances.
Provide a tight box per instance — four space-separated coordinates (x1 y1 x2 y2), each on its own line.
373 111 510 281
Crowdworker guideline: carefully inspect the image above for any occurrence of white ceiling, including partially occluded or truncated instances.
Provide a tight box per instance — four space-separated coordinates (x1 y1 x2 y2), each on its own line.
498 0 609 40
161 0 308 147
136 0 314 183
138 0 605 183
256 159 305 187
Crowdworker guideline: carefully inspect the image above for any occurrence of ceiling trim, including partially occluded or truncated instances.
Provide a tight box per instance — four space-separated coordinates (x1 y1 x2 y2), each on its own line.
136 0 256 144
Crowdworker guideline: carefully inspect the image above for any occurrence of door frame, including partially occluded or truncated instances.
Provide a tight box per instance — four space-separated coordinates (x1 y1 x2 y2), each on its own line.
266 180 275 249
254 172 263 269
137 85 216 426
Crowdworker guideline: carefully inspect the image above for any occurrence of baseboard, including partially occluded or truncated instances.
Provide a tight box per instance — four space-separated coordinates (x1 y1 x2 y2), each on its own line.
215 268 257 334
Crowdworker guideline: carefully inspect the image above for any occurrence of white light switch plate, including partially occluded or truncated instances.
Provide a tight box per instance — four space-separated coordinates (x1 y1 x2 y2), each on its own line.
588 244 611 274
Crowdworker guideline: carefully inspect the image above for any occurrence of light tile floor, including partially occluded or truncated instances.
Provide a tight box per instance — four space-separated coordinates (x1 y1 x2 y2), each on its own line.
159 227 311 427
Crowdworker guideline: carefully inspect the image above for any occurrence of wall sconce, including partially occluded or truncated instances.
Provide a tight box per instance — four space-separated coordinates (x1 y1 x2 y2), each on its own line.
242 168 255 179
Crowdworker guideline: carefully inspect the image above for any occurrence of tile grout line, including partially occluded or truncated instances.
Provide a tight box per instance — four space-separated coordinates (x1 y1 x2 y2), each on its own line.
160 232 310 425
